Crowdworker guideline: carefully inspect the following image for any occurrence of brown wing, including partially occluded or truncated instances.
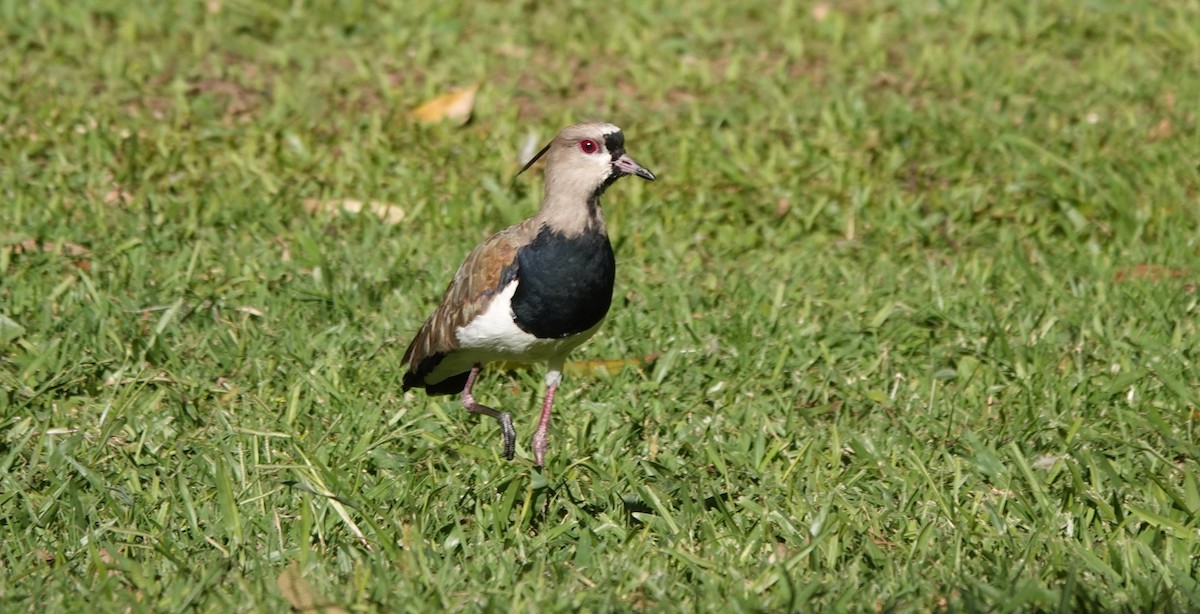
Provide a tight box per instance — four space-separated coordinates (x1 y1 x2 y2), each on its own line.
402 220 536 392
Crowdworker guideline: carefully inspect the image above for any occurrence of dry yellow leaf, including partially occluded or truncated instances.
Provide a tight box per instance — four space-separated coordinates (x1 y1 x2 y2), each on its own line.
11 239 91 258
410 84 479 125
495 354 660 379
276 562 350 614
5 239 93 271
565 354 661 378
302 198 406 225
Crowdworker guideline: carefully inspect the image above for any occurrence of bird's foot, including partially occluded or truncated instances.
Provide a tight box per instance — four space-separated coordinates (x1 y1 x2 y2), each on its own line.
532 426 549 468
497 411 516 461
462 392 516 461
531 380 558 468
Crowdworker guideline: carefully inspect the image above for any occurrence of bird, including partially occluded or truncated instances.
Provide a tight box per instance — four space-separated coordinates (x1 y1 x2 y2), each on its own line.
401 121 655 467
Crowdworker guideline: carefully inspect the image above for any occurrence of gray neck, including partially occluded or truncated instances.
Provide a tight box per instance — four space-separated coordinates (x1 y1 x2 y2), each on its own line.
534 173 608 237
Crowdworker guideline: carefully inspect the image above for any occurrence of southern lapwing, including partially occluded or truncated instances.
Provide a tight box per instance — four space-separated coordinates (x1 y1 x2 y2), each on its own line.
401 121 655 466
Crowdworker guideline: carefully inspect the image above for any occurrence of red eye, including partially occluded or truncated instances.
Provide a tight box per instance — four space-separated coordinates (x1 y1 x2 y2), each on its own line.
579 139 598 154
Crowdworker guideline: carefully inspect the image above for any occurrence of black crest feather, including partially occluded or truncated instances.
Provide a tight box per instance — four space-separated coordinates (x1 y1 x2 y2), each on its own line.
516 141 552 178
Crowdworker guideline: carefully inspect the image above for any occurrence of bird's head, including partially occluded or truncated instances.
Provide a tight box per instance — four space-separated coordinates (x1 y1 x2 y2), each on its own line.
520 122 655 216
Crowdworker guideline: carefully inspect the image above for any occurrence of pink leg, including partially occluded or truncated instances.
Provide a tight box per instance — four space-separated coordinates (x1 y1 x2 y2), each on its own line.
460 364 515 460
531 379 558 467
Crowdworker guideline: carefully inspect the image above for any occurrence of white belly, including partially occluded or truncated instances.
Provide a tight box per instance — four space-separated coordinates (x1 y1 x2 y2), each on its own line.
427 281 601 382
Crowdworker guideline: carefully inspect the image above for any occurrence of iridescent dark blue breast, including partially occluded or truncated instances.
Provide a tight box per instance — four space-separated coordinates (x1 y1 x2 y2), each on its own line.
510 225 615 339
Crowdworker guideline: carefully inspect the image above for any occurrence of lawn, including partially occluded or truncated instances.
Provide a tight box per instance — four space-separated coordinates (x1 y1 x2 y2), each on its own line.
2 0 1199 611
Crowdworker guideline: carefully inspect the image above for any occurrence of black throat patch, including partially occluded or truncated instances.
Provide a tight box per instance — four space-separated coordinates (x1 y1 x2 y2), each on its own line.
604 131 625 160
587 130 629 209
510 225 616 339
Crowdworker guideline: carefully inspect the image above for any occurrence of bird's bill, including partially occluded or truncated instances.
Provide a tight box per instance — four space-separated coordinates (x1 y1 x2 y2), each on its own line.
613 154 656 181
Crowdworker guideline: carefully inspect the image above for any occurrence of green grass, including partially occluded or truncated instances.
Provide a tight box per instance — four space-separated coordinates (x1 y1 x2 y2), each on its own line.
3 0 1200 610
